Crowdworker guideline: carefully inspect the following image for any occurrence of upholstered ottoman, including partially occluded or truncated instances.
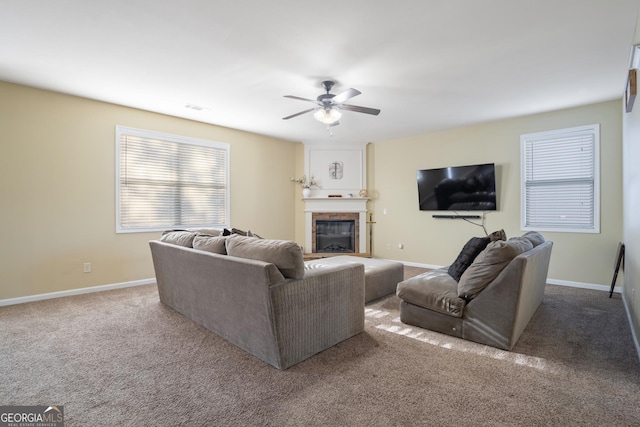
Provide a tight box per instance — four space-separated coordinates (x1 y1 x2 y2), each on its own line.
305 256 404 303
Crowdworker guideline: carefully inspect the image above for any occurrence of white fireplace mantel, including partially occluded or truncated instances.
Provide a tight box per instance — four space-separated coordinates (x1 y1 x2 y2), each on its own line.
304 197 368 254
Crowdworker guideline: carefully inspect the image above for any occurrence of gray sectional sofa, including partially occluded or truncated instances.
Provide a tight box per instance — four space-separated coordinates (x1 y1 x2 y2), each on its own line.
397 232 552 350
150 231 365 370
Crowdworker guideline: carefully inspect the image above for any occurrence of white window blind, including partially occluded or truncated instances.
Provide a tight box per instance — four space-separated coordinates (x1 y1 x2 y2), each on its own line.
116 126 229 233
520 124 599 233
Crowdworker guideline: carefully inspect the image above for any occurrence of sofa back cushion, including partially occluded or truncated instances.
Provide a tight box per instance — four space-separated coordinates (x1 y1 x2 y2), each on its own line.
522 231 545 247
457 237 533 300
193 234 228 254
226 235 305 279
187 227 224 236
160 230 196 247
447 229 507 282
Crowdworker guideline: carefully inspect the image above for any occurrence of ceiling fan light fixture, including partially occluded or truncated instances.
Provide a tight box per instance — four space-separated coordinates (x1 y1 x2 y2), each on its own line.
314 108 341 124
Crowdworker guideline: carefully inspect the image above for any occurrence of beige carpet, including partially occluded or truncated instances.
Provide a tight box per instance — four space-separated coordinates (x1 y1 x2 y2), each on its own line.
1 270 639 426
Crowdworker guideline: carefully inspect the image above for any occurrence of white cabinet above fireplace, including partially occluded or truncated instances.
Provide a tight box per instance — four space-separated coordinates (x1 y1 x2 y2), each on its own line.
304 142 367 198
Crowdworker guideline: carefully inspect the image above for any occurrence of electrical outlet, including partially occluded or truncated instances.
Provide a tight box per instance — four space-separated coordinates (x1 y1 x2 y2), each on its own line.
398 243 404 250
83 263 92 273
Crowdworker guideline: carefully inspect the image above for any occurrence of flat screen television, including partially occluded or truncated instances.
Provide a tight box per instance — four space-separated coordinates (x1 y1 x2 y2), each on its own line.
417 163 497 211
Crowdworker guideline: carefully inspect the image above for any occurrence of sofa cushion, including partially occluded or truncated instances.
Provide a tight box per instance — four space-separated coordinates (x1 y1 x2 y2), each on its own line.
193 234 228 254
447 236 491 282
226 235 305 279
522 231 545 247
160 230 196 247
396 269 466 317
457 237 534 300
187 227 224 236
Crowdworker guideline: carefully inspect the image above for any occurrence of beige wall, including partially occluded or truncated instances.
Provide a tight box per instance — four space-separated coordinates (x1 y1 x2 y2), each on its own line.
0 81 296 301
367 100 623 286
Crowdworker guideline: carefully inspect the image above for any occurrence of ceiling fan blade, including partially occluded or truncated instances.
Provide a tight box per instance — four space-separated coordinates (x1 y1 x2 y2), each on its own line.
332 88 361 104
339 103 381 115
284 95 317 103
282 107 317 120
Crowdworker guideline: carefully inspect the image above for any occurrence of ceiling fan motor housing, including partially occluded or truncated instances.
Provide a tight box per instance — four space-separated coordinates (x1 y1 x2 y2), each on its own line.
318 80 337 109
321 80 335 92
317 93 336 107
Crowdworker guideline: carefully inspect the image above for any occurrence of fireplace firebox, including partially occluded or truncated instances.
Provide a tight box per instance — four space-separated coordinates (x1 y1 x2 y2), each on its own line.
315 220 355 253
312 212 360 254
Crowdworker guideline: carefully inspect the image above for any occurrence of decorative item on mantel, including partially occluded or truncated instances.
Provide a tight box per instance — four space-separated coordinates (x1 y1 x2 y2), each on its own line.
290 175 319 198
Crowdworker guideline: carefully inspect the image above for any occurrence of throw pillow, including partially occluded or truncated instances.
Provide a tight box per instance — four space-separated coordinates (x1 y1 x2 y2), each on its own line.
193 234 228 254
489 229 507 241
231 227 247 236
247 230 263 239
522 231 545 247
447 236 491 282
160 230 196 247
457 237 534 300
226 235 305 279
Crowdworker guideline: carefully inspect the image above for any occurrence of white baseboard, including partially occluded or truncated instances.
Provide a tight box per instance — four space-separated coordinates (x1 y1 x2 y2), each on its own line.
0 278 156 307
546 278 621 294
401 260 444 270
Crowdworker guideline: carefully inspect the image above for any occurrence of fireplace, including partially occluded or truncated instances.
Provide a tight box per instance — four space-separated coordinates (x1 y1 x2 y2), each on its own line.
303 198 368 255
315 219 355 253
312 212 359 253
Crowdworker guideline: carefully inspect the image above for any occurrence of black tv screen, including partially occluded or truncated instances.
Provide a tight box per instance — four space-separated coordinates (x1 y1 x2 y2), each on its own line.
417 163 497 211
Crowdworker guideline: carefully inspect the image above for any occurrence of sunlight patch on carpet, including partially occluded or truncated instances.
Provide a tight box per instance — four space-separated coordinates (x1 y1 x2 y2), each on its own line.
366 308 557 373
364 308 389 318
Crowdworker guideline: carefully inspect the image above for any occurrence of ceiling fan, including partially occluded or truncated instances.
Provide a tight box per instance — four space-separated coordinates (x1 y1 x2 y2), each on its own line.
283 80 380 126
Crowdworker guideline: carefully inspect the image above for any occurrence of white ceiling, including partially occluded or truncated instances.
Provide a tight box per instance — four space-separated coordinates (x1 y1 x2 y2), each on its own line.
2 1 639 144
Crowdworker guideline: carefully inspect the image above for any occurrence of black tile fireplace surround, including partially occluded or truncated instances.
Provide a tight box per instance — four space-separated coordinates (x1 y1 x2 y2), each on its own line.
315 219 355 253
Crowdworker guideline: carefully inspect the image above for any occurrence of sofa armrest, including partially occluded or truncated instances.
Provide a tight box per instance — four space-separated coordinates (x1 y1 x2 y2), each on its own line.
268 263 365 369
463 241 553 350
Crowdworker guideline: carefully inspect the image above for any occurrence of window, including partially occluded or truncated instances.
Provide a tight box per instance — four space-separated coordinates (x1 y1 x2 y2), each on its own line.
116 126 229 233
520 124 599 233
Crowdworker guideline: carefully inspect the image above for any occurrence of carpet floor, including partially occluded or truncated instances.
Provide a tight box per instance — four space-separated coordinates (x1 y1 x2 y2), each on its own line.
1 271 639 426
